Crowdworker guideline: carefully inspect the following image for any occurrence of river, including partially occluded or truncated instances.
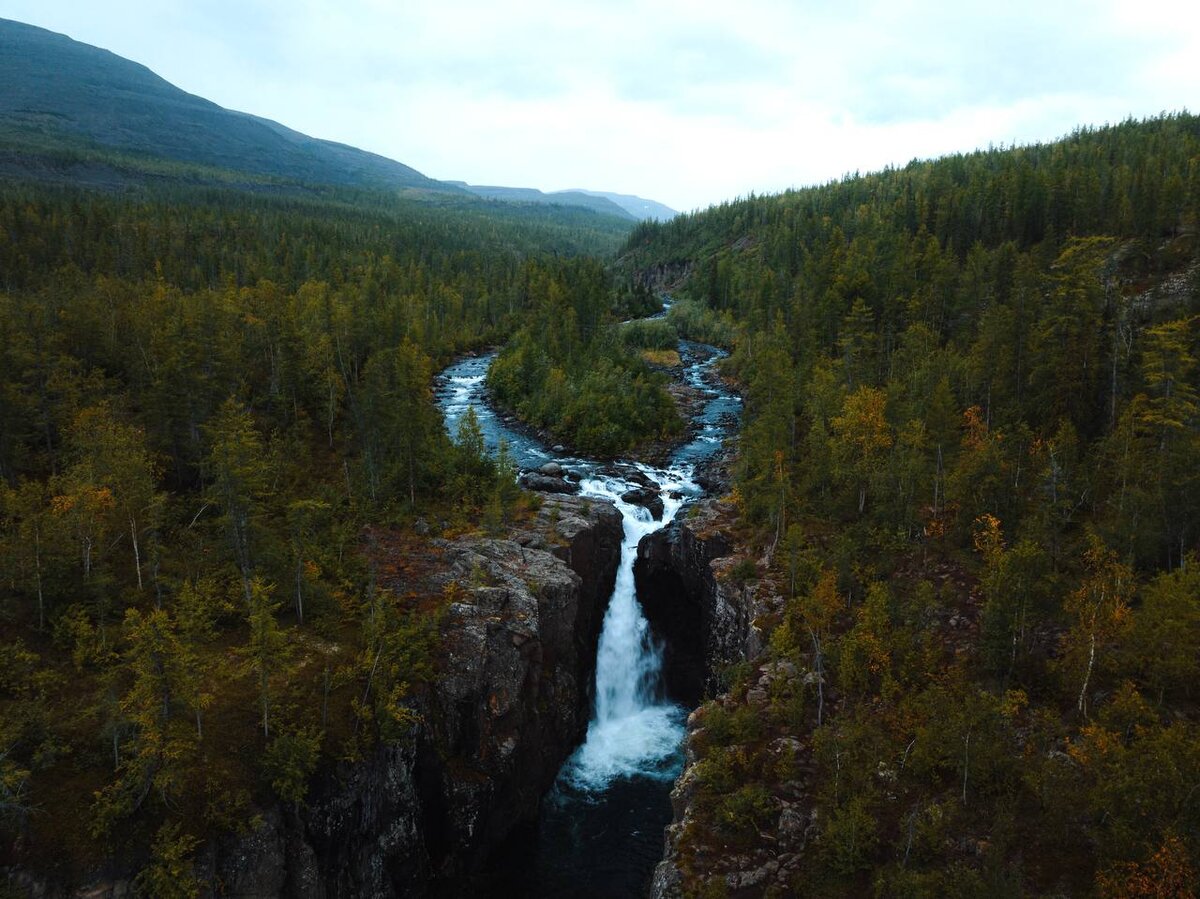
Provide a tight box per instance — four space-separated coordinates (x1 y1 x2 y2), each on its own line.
434 324 740 896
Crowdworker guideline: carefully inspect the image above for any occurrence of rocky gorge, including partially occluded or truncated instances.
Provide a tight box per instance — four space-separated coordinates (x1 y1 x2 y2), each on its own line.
213 495 625 897
13 332 765 899
426 317 762 896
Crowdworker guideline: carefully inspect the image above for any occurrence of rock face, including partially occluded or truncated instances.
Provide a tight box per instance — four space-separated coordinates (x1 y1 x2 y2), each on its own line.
650 666 814 899
635 260 694 292
633 500 762 703
633 500 792 899
200 496 622 898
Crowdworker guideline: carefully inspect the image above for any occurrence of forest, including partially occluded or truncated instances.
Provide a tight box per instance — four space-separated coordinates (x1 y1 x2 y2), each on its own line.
2 105 1199 898
487 265 683 456
618 113 1200 895
0 179 643 886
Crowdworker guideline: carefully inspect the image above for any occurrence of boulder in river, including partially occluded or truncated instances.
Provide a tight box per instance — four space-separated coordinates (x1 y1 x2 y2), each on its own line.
624 468 659 490
540 462 564 477
596 463 657 489
621 487 664 520
520 472 577 494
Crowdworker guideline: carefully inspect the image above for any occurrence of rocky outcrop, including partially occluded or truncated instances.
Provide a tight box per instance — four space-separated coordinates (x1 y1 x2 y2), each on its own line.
629 260 694 292
634 499 796 899
186 496 619 898
634 499 770 702
417 497 622 878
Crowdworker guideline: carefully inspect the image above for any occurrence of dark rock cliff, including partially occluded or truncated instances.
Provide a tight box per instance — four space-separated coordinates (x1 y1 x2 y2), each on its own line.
630 260 694 292
634 500 766 703
212 495 622 897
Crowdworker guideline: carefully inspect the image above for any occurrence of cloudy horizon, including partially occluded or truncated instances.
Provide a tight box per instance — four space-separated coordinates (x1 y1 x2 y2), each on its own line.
3 1 1198 212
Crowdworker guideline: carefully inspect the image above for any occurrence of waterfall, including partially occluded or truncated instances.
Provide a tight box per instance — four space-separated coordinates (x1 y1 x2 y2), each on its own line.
434 340 741 892
561 469 691 790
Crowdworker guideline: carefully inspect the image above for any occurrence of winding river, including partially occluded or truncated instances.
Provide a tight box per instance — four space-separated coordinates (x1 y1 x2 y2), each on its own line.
434 322 741 897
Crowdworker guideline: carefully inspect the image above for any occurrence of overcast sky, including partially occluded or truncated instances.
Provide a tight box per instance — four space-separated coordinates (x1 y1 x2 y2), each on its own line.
4 1 1199 211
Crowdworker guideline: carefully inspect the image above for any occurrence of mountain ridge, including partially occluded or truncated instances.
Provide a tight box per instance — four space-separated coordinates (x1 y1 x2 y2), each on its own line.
567 188 677 222
452 184 677 222
445 182 635 220
0 17 459 194
0 17 676 222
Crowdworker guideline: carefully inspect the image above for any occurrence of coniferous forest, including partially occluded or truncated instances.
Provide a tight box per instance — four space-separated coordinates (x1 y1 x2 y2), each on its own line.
618 112 1200 896
1 21 1199 894
0 179 665 883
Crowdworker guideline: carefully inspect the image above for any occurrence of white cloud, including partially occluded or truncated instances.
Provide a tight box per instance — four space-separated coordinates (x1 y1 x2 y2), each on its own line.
4 0 1198 210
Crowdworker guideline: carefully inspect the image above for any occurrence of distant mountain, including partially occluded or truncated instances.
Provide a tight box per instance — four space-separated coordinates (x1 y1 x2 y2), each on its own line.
449 183 676 222
447 183 634 220
568 189 677 222
0 17 663 227
0 18 457 193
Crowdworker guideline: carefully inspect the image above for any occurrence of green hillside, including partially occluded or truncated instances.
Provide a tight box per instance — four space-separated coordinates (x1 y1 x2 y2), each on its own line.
0 17 455 194
450 182 636 220
622 113 1200 896
0 122 649 884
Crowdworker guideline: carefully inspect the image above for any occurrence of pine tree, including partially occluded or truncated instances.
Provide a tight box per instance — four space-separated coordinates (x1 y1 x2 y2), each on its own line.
204 399 270 603
241 579 289 739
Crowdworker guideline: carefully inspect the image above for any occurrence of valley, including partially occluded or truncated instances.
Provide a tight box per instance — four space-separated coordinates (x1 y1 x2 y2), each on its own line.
1 13 1199 899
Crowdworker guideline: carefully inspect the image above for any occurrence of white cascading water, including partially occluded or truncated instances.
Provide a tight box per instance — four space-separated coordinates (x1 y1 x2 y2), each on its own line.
561 466 693 790
434 343 741 890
